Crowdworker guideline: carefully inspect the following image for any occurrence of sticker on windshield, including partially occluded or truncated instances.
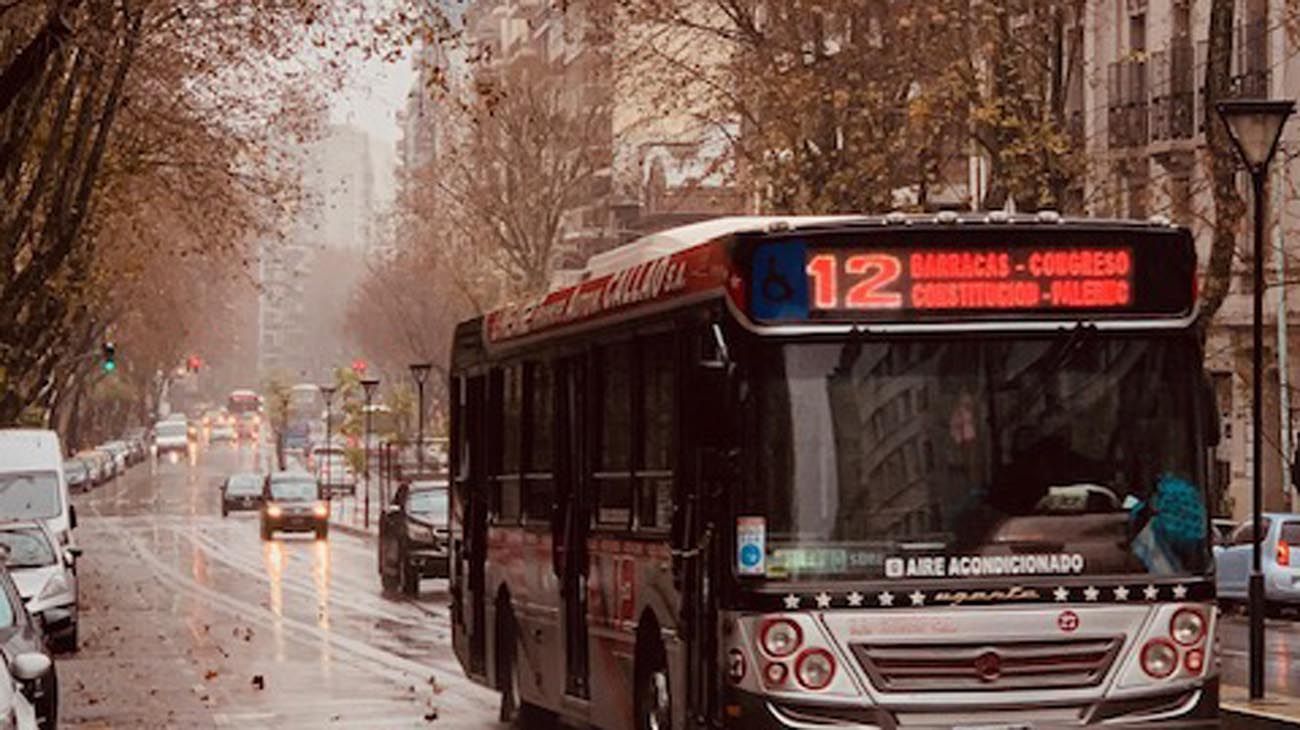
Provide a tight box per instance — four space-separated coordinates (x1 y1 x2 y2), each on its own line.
885 553 1085 579
736 516 766 576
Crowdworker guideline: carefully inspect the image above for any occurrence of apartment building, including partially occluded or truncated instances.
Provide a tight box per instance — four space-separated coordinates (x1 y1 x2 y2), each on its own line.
1082 0 1298 518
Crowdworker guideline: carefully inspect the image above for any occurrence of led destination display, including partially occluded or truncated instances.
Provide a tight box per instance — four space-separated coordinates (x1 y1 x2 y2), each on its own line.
748 235 1194 323
805 247 1134 313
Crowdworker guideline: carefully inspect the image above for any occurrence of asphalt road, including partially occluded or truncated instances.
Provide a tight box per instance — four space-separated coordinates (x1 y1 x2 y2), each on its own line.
61 441 502 729
1219 610 1300 697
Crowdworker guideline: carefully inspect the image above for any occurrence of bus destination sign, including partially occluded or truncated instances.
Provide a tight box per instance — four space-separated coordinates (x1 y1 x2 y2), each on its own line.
747 237 1190 323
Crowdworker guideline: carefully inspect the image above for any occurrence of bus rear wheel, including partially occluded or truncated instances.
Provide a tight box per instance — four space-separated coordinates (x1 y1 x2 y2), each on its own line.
498 608 553 728
635 641 671 730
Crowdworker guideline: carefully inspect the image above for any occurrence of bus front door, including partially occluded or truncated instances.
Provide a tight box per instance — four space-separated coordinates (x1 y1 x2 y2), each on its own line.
464 375 489 677
554 355 590 699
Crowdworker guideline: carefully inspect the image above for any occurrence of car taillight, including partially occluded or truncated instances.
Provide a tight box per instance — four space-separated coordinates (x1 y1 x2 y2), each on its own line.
1279 540 1291 566
759 619 802 658
1140 639 1178 679
1170 608 1207 646
794 648 835 690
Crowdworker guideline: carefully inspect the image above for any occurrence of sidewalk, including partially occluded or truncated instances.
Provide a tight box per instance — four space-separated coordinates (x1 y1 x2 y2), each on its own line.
1221 684 1300 729
327 472 384 539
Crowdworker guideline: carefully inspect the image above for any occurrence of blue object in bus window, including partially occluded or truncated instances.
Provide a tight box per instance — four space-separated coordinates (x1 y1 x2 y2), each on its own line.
751 242 809 321
1150 473 1206 551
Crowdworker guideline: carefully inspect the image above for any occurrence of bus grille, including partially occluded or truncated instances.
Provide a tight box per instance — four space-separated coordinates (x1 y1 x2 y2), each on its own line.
851 637 1122 693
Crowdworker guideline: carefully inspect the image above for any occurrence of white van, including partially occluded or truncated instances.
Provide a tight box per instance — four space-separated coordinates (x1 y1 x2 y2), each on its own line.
0 430 74 546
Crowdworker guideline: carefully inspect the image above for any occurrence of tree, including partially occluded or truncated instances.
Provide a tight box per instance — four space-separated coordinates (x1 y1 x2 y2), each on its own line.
1197 0 1247 326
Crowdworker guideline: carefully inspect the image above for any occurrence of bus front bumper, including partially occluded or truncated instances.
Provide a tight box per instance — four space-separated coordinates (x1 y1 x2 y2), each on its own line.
724 677 1219 729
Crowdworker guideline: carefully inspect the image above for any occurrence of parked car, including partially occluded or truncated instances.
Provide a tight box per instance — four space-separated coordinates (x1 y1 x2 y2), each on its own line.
0 563 56 730
260 472 328 540
378 479 449 595
1215 513 1300 612
73 452 104 486
0 523 78 654
220 473 264 517
61 461 89 494
0 431 75 548
99 442 128 474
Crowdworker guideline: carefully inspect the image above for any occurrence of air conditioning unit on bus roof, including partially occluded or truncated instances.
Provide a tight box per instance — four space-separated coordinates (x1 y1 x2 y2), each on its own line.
578 215 863 280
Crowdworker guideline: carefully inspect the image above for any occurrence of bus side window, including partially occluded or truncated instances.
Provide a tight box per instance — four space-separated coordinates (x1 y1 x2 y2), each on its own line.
523 360 554 524
499 365 523 523
595 343 634 528
637 334 675 530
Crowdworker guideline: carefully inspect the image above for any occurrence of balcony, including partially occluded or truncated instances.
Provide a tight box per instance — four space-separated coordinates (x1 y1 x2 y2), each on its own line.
1150 41 1195 142
1108 60 1149 149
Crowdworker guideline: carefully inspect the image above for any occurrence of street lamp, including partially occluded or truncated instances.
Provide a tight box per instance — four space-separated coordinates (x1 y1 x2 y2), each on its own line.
1217 97 1295 701
409 363 432 476
319 384 337 491
360 377 380 529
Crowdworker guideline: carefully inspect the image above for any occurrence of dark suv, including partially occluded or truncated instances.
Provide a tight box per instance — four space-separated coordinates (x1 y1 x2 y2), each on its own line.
379 480 449 595
260 472 328 540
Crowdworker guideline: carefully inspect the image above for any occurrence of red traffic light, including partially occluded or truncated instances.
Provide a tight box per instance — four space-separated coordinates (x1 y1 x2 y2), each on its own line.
187 355 202 372
351 359 367 374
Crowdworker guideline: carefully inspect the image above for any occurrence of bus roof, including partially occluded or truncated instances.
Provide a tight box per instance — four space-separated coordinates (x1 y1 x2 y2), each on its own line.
479 213 1190 348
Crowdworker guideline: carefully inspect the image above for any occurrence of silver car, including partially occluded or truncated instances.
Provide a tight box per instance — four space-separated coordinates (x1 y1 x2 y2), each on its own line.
1214 512 1300 609
0 523 78 652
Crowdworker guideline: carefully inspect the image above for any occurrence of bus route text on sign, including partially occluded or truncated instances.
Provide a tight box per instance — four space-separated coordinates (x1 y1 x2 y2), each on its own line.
748 239 1165 323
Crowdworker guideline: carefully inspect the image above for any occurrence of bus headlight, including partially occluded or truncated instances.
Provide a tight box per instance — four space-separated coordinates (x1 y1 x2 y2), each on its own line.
1170 608 1206 646
1140 639 1178 679
795 648 836 690
760 618 802 658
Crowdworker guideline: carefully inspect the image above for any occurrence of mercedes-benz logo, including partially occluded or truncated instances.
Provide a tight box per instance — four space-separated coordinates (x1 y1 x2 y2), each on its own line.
973 651 1002 682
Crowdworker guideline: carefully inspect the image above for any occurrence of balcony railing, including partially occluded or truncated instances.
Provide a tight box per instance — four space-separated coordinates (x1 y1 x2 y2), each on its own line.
1150 40 1195 142
1108 60 1148 148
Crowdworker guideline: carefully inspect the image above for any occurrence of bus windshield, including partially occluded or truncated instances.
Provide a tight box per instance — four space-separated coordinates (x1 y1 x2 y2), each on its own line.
738 332 1208 582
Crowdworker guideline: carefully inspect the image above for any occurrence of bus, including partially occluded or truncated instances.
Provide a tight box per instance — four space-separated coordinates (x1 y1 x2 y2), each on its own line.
227 389 263 416
448 215 1218 729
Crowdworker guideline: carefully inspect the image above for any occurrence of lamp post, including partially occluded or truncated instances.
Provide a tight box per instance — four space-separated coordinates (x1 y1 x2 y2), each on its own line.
360 378 380 529
1217 97 1295 701
319 384 337 491
409 363 432 476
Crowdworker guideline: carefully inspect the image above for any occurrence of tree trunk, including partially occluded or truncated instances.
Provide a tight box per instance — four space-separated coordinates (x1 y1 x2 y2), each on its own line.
1198 0 1245 328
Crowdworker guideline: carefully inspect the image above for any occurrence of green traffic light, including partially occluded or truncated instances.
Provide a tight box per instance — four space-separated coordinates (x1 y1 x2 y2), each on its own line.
102 360 116 373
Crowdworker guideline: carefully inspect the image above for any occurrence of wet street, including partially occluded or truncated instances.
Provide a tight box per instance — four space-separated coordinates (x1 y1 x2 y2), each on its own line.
60 442 501 729
1220 612 1300 696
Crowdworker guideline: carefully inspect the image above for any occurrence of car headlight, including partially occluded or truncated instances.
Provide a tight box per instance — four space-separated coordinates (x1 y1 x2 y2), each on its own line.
312 503 328 518
408 523 434 543
266 505 282 518
38 576 68 602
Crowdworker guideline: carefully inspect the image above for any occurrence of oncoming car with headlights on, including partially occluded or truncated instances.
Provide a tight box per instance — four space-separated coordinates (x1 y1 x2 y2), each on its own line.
0 523 78 654
260 472 329 540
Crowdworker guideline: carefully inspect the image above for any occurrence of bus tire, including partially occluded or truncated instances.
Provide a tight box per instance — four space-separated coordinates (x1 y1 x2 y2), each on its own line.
634 627 671 730
497 604 554 728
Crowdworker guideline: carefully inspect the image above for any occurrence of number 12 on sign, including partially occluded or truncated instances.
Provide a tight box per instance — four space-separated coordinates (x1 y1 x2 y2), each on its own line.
807 253 904 310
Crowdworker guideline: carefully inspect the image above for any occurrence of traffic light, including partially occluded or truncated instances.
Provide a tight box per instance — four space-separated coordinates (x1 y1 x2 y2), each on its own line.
187 354 202 373
352 359 367 375
101 342 116 373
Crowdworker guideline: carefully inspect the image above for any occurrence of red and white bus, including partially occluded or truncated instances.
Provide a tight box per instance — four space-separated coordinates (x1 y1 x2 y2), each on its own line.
448 215 1218 729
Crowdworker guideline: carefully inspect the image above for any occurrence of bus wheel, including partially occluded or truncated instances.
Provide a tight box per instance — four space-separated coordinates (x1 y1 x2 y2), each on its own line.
498 608 553 728
635 641 671 730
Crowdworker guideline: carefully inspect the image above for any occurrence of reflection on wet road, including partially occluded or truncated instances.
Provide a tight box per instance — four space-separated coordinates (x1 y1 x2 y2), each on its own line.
1220 611 1300 696
63 441 499 728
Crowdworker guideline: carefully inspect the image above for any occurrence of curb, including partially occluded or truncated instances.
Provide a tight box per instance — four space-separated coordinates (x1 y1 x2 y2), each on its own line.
1222 706 1299 729
329 520 377 541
